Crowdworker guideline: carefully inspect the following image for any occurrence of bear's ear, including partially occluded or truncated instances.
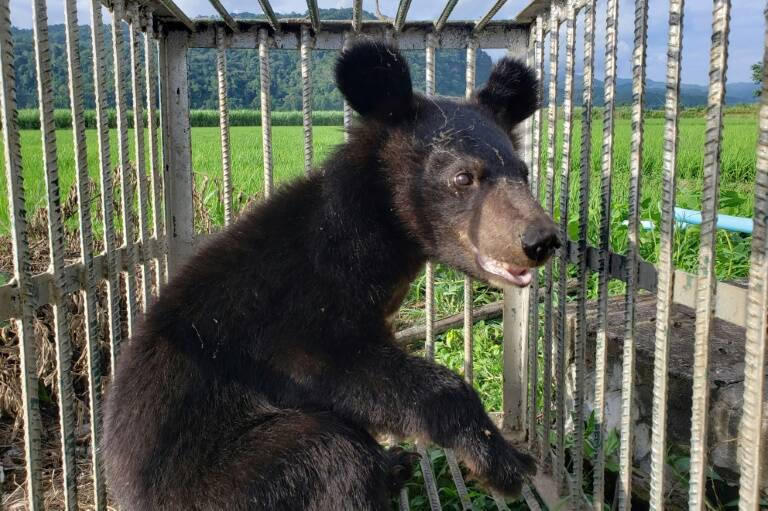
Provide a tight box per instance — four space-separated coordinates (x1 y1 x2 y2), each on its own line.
474 57 539 132
335 40 415 124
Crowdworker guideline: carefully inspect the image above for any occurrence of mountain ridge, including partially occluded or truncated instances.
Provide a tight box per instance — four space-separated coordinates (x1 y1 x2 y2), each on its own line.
9 7 758 111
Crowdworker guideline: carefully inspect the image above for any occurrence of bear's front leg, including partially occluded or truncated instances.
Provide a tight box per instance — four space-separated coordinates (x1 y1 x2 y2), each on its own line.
312 342 536 496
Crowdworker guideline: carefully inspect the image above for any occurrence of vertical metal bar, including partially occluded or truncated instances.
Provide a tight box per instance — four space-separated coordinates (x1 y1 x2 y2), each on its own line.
424 263 436 359
352 0 363 32
112 0 138 337
522 485 543 511
91 0 122 374
399 488 411 511
90 0 122 374
492 492 512 511
259 28 273 198
428 32 471 507
444 449 473 510
737 8 768 509
575 1 596 508
160 29 195 276
128 2 152 310
557 2 577 495
648 1 684 509
144 11 166 291
593 0 619 506
464 36 476 100
425 32 436 97
30 0 77 505
502 27 531 443
425 32 436 360
463 277 473 382
617 1 649 508
343 31 353 142
301 25 313 175
464 36 477 385
527 14 545 455
558 3 577 502
0 0 42 506
503 286 528 438
157 22 170 282
688 1 730 509
416 443 443 511
216 26 233 224
543 6 560 474
63 0 105 505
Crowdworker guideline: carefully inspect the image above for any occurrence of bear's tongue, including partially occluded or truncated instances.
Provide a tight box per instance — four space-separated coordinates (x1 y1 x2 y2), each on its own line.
476 254 532 288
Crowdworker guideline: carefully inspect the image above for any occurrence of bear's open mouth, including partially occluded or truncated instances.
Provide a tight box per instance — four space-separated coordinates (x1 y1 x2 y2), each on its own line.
475 253 532 288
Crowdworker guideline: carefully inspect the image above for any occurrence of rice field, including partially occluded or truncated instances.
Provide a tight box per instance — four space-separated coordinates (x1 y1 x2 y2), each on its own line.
1 113 757 276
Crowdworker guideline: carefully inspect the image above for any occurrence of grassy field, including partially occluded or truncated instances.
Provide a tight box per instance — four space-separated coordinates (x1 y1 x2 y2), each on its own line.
0 113 760 509
15 108 346 130
1 114 757 275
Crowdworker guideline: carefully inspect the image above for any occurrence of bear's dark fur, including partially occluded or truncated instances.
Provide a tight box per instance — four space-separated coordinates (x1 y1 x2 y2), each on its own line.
103 40 559 510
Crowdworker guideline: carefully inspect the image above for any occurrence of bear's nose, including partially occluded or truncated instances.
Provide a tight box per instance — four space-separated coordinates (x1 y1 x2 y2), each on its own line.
522 224 561 263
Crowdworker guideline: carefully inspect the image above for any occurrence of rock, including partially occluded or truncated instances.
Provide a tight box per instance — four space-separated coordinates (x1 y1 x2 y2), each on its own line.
562 292 768 506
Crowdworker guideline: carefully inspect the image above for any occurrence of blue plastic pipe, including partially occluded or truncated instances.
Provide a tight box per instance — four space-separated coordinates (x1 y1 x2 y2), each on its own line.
635 208 754 234
673 207 754 234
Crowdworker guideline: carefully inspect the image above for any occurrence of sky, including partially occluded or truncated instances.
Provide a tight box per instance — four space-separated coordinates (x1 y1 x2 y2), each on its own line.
9 0 765 85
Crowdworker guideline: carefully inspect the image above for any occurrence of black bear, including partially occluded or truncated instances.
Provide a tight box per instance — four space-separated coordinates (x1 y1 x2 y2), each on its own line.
103 40 560 510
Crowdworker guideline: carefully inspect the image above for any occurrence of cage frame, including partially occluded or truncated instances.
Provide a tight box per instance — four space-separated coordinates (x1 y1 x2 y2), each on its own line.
0 0 766 509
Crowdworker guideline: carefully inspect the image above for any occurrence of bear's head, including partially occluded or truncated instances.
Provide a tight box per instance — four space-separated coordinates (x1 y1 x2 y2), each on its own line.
335 40 559 288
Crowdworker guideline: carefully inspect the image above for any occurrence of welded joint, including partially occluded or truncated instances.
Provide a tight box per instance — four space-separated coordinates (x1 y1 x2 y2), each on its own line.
474 0 508 34
305 0 320 32
111 0 125 21
141 7 154 32
434 0 459 33
352 0 363 33
215 24 229 48
126 1 140 26
536 11 552 36
208 0 238 32
257 0 280 30
393 0 412 33
526 0 568 29
0 236 166 320
548 3 564 28
570 0 590 12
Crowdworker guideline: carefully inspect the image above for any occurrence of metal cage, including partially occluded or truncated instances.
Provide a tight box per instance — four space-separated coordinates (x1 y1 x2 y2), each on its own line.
0 0 766 509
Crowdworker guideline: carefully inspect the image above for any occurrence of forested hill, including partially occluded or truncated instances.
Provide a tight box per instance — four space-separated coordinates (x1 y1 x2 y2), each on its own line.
10 7 756 111
10 8 493 111
187 10 494 109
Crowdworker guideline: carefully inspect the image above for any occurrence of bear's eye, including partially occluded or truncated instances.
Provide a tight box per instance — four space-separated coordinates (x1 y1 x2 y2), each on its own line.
453 172 474 187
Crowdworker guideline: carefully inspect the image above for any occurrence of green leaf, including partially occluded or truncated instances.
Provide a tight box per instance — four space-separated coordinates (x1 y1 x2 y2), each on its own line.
673 456 690 474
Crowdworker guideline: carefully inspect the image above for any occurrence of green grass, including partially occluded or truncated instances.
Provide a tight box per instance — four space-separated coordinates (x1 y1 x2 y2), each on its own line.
15 108 345 130
542 113 757 279
1 114 757 238
0 126 345 236
189 126 343 196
